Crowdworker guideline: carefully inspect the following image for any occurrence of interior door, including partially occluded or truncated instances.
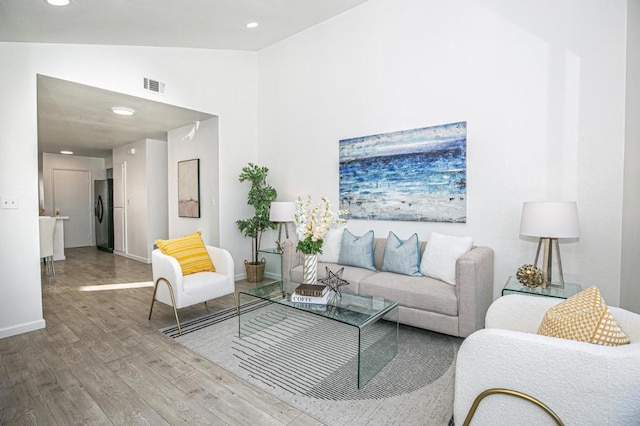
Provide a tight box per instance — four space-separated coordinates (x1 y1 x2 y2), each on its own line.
53 169 92 248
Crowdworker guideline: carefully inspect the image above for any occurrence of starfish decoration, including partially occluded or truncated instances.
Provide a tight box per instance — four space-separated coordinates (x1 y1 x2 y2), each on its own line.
319 266 349 300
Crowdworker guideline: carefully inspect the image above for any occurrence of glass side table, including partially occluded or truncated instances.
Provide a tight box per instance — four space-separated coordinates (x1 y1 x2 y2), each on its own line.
502 276 582 299
256 247 283 283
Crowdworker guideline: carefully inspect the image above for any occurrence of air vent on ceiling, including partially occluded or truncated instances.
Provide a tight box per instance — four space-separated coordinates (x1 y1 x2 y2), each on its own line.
143 77 165 94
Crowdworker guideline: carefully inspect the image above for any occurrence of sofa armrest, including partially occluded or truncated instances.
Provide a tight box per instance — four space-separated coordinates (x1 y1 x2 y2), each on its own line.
454 328 640 425
455 246 494 337
152 249 186 306
207 245 235 286
281 238 302 281
152 249 184 291
485 293 562 332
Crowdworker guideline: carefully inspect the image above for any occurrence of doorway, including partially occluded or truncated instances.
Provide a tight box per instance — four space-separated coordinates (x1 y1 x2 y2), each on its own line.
37 75 218 257
52 169 92 247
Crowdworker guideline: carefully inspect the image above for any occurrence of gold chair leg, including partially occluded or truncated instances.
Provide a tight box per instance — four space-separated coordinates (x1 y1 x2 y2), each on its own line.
148 277 182 335
463 388 564 426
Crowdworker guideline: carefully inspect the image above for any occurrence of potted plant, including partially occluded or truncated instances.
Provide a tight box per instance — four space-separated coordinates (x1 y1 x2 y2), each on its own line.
236 163 278 282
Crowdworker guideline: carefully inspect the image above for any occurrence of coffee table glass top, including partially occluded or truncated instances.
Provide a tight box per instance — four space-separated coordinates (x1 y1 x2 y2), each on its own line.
240 280 398 328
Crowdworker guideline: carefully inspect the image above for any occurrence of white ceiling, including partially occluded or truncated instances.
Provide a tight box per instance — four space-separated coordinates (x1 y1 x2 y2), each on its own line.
37 75 216 158
0 0 369 51
3 0 370 159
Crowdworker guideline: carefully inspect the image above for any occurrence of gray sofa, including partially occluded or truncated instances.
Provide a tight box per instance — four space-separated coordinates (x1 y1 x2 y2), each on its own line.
281 237 494 338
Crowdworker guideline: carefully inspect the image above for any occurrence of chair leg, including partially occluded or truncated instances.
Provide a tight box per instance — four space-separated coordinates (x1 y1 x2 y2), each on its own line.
463 388 564 426
148 277 182 335
233 292 239 314
50 256 55 278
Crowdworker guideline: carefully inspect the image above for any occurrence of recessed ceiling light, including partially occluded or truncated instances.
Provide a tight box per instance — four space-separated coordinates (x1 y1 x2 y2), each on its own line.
111 107 135 116
46 0 71 6
60 150 73 155
246 22 259 29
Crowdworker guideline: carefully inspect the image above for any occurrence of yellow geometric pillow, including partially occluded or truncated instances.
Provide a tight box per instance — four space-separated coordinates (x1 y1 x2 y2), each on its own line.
537 286 629 346
155 231 215 275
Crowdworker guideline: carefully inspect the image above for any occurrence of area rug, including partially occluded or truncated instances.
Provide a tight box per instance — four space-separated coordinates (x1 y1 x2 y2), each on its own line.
161 304 461 425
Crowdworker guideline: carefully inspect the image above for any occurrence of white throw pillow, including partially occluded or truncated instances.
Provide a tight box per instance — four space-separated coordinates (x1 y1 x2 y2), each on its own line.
420 232 473 285
318 226 346 263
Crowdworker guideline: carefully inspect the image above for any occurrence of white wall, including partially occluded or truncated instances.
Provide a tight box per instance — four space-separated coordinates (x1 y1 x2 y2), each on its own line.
621 0 640 313
167 118 220 246
257 0 628 305
146 139 169 259
0 42 257 338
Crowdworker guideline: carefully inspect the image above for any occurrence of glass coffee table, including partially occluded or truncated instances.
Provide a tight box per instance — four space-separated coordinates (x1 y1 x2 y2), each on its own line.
238 280 399 389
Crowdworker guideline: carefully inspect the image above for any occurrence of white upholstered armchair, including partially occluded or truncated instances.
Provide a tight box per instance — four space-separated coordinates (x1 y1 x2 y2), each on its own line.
454 294 640 425
149 245 236 335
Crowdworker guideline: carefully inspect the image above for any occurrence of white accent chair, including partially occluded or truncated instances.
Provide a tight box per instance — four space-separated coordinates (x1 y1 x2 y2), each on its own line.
39 216 57 278
149 245 236 335
454 294 640 425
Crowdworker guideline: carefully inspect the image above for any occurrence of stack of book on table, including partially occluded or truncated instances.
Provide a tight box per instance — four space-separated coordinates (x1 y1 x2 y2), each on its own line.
291 284 330 305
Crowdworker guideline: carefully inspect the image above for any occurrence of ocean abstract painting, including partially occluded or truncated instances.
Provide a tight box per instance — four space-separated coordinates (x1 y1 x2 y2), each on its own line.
339 122 467 222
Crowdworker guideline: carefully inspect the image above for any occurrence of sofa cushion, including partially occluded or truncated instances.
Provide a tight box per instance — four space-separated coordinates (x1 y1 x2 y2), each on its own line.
338 229 376 271
359 272 458 316
382 231 422 276
290 263 377 294
537 286 630 346
318 225 345 263
420 232 473 285
155 231 215 275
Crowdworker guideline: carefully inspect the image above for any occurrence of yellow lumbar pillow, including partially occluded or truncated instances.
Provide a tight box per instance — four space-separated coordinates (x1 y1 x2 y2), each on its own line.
155 231 215 275
537 286 629 346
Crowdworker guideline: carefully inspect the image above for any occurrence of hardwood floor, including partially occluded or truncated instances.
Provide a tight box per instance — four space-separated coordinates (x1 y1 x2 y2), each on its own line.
0 247 321 425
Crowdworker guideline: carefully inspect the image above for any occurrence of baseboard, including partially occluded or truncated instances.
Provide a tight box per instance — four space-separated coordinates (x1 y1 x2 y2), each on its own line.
264 272 280 280
0 318 46 339
113 251 151 264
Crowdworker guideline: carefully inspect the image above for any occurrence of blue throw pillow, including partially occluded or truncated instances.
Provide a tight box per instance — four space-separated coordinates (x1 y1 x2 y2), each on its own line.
338 229 376 271
382 231 423 276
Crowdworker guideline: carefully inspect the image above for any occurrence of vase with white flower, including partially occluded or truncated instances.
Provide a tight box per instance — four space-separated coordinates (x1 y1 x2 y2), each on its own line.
294 195 346 284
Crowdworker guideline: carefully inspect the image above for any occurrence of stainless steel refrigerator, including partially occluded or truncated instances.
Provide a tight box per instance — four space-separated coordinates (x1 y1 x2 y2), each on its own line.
94 179 114 253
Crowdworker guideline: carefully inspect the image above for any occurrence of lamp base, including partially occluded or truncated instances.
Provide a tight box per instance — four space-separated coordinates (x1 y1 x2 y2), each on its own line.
275 222 291 252
533 238 565 289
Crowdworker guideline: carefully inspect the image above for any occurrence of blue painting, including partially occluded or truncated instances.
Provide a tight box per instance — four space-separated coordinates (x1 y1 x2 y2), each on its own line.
339 122 467 223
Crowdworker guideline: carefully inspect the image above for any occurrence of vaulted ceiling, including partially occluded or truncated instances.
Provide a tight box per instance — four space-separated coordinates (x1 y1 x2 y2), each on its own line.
1 0 370 158
0 0 370 51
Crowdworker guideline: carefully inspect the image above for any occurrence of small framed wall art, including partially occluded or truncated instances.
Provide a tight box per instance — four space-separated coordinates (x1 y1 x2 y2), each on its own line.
178 158 200 218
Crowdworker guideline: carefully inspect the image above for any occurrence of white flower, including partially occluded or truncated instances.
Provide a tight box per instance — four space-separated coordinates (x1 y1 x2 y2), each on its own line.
294 195 345 242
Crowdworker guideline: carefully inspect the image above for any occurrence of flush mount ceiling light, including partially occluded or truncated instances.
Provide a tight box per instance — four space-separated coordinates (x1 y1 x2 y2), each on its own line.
246 22 259 28
46 0 71 6
60 150 73 155
111 107 135 116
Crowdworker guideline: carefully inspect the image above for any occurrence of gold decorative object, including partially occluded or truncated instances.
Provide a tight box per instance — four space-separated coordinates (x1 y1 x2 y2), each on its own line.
516 264 544 288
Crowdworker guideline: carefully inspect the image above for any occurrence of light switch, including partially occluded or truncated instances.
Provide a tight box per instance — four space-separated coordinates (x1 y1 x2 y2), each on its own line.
1 196 18 209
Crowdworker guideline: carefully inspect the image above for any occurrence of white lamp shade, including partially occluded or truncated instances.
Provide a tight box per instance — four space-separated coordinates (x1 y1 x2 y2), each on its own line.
270 201 296 222
520 202 580 238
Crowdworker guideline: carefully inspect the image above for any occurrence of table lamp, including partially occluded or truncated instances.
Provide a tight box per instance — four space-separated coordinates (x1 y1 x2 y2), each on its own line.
270 201 296 250
519 202 580 288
